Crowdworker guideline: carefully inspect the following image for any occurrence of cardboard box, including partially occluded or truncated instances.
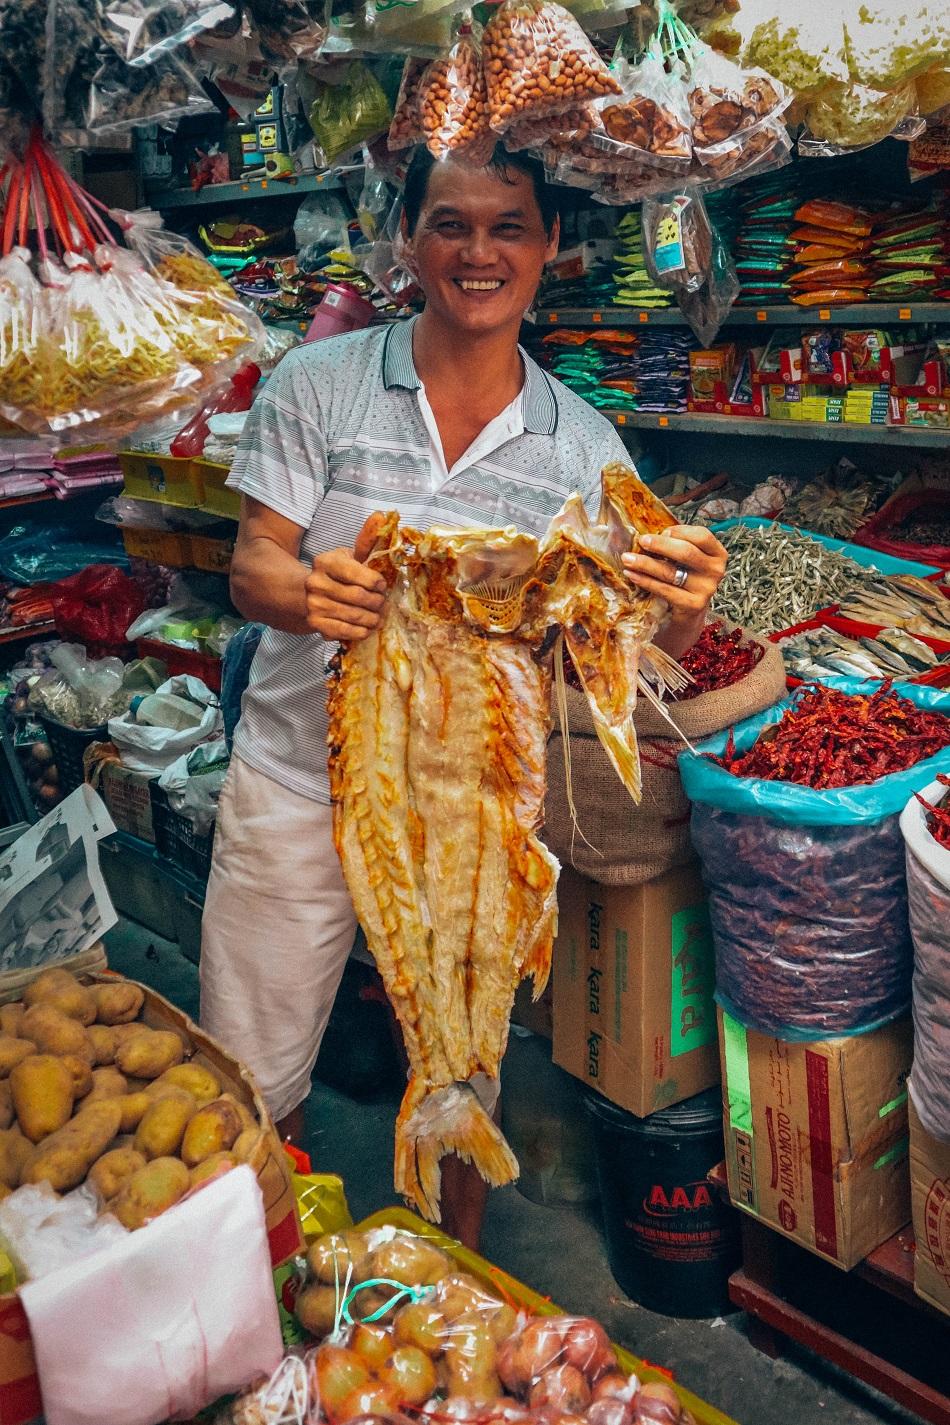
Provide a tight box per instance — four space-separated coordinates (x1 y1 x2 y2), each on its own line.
719 1010 912 1269
910 1100 950 1317
552 864 719 1118
98 761 158 843
0 973 303 1425
511 975 553 1040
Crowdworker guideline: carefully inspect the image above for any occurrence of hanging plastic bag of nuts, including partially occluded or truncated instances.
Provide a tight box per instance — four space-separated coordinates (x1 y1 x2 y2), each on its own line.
388 56 430 151
504 103 595 152
420 20 496 162
482 0 621 138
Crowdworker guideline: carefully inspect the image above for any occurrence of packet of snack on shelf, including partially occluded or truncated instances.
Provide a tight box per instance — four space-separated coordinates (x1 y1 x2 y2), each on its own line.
483 0 621 137
420 23 495 163
388 56 430 150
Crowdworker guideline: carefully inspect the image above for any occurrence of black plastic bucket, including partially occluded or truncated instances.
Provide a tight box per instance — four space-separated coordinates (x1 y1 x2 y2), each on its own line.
585 1086 740 1317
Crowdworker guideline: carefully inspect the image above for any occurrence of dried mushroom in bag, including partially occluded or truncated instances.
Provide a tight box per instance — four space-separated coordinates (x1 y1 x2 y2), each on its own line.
244 0 328 63
420 25 495 163
686 44 789 163
594 55 691 167
483 0 621 136
94 0 238 66
84 46 215 134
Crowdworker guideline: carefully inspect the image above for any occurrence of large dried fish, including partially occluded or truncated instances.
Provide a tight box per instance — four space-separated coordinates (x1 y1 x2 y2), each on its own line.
327 464 683 1221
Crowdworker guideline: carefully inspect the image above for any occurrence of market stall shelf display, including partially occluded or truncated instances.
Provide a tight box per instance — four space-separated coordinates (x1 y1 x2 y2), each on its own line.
530 305 950 328
607 411 950 448
145 171 347 211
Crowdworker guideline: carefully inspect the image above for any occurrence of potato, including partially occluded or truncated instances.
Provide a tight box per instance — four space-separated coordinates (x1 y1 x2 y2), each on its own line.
134 1092 197 1160
372 1236 450 1287
23 969 96 1025
23 1099 123 1192
308 1231 373 1286
0 1035 37 1076
0 1004 25 1037
152 1063 221 1107
87 1067 128 1101
180 1097 243 1167
111 1024 150 1047
93 983 145 1025
60 1054 93 1099
115 1029 184 1080
188 1151 237 1188
112 1156 189 1230
0 1080 12 1131
232 1127 264 1163
21 1005 93 1062
87 1025 117 1066
112 1092 153 1133
0 1127 34 1189
221 1093 256 1133
11 1054 74 1141
88 1147 146 1201
296 1282 341 1337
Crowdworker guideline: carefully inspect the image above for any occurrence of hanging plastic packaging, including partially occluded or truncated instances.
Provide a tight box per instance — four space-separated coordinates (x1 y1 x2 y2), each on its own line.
388 56 429 151
685 44 792 183
482 0 621 137
800 80 923 156
594 55 692 169
169 361 261 458
845 0 950 93
83 47 216 135
308 62 393 167
95 0 237 65
419 24 495 163
901 781 950 1143
643 189 738 344
680 678 950 1041
244 0 328 63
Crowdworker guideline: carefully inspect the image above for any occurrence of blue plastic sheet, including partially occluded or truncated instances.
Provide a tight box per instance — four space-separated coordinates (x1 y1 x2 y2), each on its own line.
0 520 128 586
678 678 950 827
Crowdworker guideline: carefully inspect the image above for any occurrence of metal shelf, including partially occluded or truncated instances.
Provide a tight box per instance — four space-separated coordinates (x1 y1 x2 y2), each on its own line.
145 170 344 211
530 303 950 328
0 621 55 645
0 491 54 511
607 410 950 447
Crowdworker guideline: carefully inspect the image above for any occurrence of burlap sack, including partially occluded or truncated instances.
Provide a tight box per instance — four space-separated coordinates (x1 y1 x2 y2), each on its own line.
543 631 786 885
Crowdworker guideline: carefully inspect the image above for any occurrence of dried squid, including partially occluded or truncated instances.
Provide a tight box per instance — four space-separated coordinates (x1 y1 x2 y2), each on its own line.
327 463 684 1221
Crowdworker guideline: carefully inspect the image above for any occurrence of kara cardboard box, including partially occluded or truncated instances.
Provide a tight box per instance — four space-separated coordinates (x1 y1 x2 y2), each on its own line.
98 760 157 843
719 1010 912 1270
910 1099 950 1318
0 973 303 1425
552 863 719 1117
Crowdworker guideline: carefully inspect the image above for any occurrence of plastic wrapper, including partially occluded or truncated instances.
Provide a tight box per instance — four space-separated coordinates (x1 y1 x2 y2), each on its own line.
108 673 222 772
0 249 44 433
0 1184 127 1283
845 1 950 93
679 679 950 1039
28 642 131 728
84 46 216 135
742 10 849 98
245 0 328 63
388 56 429 151
594 56 691 169
157 737 229 835
309 62 393 167
49 563 146 654
642 189 738 344
324 0 457 60
94 0 236 65
686 44 790 177
901 781 950 1142
482 0 621 136
507 104 595 154
688 114 791 190
420 27 495 163
801 79 920 153
916 63 950 117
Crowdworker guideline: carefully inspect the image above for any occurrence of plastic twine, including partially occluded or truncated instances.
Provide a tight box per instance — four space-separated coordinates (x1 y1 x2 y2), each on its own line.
340 1277 438 1327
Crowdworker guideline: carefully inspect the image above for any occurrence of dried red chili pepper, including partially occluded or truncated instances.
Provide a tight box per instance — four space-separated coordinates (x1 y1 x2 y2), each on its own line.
716 683 950 789
561 619 763 698
915 772 950 850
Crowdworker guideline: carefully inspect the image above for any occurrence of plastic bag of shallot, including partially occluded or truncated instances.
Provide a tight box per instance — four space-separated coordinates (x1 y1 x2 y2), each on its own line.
901 781 950 1142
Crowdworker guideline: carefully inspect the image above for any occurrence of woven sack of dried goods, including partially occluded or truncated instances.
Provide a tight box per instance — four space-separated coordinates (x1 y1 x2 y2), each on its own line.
681 678 950 1042
901 782 950 1142
543 623 784 886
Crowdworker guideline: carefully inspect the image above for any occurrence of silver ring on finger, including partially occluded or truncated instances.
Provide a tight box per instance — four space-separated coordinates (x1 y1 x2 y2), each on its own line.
673 565 689 589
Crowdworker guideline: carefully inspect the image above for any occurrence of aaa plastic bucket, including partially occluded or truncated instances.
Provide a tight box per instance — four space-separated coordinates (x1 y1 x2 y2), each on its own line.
585 1086 740 1317
304 284 376 343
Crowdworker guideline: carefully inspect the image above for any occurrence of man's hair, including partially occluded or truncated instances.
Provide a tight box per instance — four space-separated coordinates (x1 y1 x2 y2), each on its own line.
402 144 561 237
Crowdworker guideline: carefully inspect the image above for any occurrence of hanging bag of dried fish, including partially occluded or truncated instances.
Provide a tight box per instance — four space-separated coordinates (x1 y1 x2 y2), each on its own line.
900 781 950 1143
544 621 785 885
680 677 950 1041
852 493 950 571
482 0 621 138
419 22 496 164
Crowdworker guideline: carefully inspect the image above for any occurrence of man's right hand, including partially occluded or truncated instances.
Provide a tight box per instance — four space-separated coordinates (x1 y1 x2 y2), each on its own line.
305 546 387 641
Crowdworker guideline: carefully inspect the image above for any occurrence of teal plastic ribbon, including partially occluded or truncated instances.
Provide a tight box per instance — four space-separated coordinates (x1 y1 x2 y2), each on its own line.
341 1278 437 1327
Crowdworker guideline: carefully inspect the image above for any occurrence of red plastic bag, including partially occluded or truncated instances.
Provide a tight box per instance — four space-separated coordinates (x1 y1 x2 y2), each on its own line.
50 564 146 656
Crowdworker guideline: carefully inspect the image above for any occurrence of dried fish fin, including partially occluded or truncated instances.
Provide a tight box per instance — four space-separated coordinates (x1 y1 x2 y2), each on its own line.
397 1081 519 1222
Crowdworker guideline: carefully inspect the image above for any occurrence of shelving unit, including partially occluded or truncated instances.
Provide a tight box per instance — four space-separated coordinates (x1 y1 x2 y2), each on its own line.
145 170 345 211
530 303 950 328
606 411 950 447
0 623 55 646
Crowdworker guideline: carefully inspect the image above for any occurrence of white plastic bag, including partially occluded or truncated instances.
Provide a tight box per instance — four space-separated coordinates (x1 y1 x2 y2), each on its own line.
158 738 229 835
108 674 222 773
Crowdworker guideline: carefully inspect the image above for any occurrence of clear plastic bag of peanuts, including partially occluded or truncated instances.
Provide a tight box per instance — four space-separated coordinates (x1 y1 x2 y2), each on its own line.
388 56 430 151
483 0 621 137
421 21 496 163
503 103 595 152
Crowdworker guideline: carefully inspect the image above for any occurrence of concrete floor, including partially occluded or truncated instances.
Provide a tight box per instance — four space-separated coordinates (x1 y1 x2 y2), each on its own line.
104 918 924 1425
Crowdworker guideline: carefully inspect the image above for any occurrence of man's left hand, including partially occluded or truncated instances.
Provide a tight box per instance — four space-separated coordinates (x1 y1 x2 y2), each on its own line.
621 525 728 658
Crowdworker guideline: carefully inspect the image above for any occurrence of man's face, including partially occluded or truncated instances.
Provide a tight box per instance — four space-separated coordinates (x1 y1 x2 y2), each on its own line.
404 160 559 336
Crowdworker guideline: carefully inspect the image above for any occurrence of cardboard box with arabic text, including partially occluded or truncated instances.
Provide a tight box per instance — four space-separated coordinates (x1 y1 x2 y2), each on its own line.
910 1100 950 1318
719 1010 912 1269
552 864 719 1117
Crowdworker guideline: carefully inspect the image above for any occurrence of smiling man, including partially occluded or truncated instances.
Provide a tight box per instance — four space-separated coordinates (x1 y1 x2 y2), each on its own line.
200 145 727 1242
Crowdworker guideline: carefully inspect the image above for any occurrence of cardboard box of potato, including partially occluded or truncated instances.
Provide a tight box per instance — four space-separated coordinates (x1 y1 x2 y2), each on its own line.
0 968 302 1425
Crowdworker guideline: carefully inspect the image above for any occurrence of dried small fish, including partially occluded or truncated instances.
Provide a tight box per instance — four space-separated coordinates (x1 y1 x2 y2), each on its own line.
778 624 946 682
838 575 950 642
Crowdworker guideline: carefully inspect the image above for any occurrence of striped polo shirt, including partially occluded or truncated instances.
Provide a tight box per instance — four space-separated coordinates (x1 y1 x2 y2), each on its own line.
227 316 634 803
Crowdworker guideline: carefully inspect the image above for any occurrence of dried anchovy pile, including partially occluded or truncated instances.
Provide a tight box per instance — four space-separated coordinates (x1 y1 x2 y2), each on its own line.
916 773 950 850
711 522 881 633
717 683 950 789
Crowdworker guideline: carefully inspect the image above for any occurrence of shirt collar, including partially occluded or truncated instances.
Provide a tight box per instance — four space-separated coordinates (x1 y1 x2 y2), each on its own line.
382 314 558 437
